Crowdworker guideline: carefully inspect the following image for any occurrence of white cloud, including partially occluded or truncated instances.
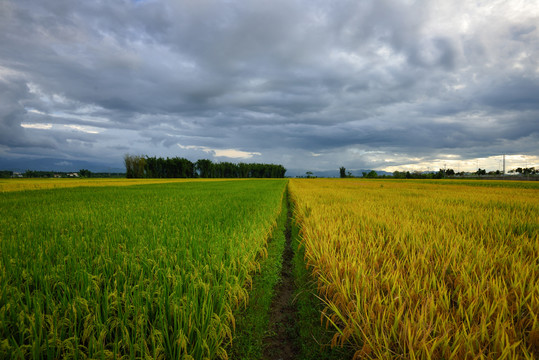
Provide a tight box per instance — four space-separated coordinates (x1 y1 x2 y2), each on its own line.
64 125 101 134
25 105 110 125
0 65 21 80
213 149 261 159
178 144 261 159
20 123 53 129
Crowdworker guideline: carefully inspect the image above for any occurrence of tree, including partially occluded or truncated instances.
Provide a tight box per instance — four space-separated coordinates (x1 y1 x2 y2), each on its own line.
339 167 346 178
0 171 12 178
79 169 92 178
124 154 135 178
306 171 314 178
365 170 377 178
475 168 486 176
238 163 250 178
135 156 146 178
393 171 405 179
509 167 537 175
124 154 146 178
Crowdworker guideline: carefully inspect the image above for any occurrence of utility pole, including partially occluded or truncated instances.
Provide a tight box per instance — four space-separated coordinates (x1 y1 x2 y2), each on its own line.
503 154 505 175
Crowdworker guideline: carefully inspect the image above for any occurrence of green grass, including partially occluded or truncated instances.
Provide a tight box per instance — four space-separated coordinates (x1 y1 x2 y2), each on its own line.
227 190 288 360
0 180 286 359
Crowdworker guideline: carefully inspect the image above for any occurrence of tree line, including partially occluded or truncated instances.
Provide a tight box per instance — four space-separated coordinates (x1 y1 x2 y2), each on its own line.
124 155 286 179
340 166 538 179
0 170 123 178
508 167 537 175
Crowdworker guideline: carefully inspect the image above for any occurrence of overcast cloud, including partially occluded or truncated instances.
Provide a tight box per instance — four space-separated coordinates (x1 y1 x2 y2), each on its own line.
1 0 538 175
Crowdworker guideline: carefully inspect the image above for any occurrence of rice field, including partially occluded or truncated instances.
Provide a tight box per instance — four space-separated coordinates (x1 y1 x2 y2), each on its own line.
0 179 286 359
289 179 539 359
0 178 231 193
2 177 538 359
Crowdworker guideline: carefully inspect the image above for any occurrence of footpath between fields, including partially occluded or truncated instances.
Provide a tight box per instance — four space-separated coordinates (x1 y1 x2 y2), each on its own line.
229 186 354 360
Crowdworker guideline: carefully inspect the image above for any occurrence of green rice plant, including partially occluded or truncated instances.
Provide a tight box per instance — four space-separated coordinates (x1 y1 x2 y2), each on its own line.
0 179 286 359
289 179 538 359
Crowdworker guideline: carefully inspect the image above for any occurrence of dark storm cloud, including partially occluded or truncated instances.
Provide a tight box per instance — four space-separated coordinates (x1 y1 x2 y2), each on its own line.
0 0 538 172
479 77 539 110
0 78 27 147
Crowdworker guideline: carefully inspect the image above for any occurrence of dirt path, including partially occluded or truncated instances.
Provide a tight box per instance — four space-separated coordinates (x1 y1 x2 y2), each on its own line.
262 194 299 360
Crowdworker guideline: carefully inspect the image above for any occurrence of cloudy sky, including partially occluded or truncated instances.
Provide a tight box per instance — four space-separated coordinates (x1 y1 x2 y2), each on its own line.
1 0 538 175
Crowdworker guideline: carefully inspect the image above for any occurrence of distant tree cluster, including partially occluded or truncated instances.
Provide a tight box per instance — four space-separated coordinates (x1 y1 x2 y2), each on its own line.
392 169 456 179
509 167 537 175
362 170 378 178
124 154 286 179
0 170 13 178
339 166 535 179
392 167 539 178
474 168 487 176
22 170 55 178
20 170 79 178
339 167 452 179
78 169 92 177
338 167 354 178
14 170 122 178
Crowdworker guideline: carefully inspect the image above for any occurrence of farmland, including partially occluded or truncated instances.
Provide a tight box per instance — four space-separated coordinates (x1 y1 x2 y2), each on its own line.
0 179 286 359
0 178 538 359
0 178 229 193
288 179 538 359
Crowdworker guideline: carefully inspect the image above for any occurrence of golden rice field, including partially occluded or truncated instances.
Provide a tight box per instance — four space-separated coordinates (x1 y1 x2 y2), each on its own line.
289 179 539 359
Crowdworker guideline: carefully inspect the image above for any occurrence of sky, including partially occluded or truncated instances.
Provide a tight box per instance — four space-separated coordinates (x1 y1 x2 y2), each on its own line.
1 0 538 176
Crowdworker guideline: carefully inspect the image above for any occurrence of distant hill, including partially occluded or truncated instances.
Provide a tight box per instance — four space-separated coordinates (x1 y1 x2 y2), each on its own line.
0 157 123 173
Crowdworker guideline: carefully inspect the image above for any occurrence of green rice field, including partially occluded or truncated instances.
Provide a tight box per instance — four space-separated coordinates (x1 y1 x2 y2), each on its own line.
0 179 286 359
